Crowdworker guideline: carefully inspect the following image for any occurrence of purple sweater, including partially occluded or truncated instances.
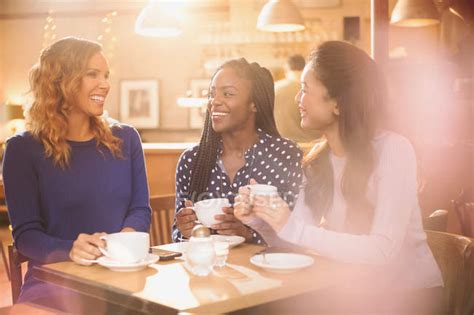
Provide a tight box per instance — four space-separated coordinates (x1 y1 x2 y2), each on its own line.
3 124 151 301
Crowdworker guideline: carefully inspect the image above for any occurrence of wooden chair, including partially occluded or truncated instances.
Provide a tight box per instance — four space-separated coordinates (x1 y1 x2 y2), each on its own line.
423 209 448 232
452 189 473 237
425 230 473 315
8 243 29 304
149 194 175 246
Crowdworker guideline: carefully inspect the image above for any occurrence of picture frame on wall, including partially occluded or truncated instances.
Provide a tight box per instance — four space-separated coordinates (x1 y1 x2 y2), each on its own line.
120 79 159 129
188 79 210 130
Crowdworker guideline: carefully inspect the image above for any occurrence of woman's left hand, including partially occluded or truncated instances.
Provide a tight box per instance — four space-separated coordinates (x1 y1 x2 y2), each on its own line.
212 207 253 241
252 195 291 233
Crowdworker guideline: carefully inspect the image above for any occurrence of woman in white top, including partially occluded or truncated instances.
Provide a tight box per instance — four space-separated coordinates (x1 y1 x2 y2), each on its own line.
235 41 444 313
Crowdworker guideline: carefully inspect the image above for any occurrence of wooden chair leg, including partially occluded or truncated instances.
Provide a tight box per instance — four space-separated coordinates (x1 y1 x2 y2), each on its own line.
1 242 10 281
8 245 22 304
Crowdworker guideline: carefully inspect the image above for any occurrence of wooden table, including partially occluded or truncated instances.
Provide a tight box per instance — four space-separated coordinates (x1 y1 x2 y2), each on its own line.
33 244 364 314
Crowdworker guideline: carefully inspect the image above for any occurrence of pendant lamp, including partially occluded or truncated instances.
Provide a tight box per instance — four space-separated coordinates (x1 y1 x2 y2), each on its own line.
391 0 440 27
257 0 305 32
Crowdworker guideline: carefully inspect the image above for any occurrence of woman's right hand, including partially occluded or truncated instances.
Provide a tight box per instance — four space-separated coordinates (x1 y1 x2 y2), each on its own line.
176 200 198 239
69 232 106 265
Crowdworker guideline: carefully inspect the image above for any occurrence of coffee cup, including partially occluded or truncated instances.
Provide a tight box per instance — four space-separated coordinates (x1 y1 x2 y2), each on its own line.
99 232 149 264
194 198 230 227
248 184 278 205
249 184 278 195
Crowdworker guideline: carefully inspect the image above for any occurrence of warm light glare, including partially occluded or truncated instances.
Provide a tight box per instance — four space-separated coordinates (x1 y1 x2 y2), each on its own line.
391 18 440 27
177 97 208 108
258 23 305 32
135 1 184 37
6 96 25 106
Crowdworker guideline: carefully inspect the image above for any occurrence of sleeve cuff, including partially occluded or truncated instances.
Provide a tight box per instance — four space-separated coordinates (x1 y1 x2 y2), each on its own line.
277 214 305 244
122 216 150 233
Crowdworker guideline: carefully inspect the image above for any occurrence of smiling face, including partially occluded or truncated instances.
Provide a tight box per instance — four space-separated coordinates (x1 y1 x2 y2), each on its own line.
207 66 257 134
295 62 339 133
71 51 110 118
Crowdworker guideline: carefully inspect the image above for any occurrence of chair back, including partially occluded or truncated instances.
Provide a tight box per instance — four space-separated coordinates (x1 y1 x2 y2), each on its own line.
425 230 473 315
8 243 28 304
423 209 448 232
452 189 473 237
149 194 175 246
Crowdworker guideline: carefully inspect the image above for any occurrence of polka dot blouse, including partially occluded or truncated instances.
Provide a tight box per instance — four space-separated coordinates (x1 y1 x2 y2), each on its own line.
172 129 303 244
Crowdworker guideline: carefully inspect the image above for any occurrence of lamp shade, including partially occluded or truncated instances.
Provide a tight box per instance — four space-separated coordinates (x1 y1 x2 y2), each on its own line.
391 0 440 27
135 2 182 37
257 0 305 32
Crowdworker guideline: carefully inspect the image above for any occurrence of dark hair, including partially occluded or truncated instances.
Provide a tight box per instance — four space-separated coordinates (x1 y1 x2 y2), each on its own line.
303 41 387 233
189 58 280 202
287 54 305 71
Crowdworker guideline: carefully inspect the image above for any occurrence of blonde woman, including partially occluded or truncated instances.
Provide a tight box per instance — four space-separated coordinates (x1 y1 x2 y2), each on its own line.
3 37 151 307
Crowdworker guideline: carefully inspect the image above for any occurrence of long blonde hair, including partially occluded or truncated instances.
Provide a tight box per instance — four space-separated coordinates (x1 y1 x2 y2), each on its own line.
27 37 122 169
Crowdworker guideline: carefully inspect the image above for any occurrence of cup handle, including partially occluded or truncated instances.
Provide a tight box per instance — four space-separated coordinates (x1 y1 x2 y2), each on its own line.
98 235 109 257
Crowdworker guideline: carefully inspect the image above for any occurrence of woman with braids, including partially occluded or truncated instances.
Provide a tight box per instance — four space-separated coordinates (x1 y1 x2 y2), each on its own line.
3 37 150 307
235 41 443 313
173 58 302 243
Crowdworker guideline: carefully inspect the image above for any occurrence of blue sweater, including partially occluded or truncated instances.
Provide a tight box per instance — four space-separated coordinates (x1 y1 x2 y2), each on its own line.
2 124 151 301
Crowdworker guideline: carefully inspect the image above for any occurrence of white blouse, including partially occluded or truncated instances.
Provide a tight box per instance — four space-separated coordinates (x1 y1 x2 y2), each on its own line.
250 131 443 290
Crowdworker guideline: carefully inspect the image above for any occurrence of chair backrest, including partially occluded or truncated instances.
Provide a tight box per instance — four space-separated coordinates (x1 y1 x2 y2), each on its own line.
423 209 448 232
452 189 473 237
149 194 176 246
425 230 473 315
8 244 29 304
454 201 473 237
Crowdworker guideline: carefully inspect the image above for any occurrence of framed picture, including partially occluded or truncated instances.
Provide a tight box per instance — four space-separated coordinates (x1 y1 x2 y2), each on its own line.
120 79 159 129
188 79 210 130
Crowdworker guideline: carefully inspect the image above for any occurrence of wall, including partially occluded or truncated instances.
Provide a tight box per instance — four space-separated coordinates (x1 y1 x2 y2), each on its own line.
0 0 372 142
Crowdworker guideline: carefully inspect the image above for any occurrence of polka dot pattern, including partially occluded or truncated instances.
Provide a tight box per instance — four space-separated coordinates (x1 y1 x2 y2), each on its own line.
172 129 303 243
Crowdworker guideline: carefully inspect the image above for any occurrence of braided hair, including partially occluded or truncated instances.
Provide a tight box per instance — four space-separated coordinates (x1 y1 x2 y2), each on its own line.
189 58 280 202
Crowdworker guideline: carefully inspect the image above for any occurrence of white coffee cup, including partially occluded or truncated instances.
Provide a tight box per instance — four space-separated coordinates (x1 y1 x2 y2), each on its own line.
99 232 149 264
249 184 278 203
249 184 278 196
194 198 230 227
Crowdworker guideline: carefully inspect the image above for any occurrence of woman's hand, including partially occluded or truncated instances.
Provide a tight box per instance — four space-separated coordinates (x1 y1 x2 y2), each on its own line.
252 195 291 233
69 232 106 265
176 200 198 239
234 184 258 225
212 207 253 241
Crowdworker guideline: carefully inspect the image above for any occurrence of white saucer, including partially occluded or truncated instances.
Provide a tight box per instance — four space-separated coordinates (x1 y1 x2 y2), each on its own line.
211 235 245 248
97 254 159 272
250 253 314 274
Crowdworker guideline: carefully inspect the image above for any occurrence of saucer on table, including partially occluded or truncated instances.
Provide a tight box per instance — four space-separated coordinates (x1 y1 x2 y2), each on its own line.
250 253 314 274
210 235 245 248
97 253 159 272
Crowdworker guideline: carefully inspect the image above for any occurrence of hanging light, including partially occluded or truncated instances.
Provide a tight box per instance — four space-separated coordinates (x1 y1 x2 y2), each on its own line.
135 1 183 37
390 0 440 27
257 0 305 32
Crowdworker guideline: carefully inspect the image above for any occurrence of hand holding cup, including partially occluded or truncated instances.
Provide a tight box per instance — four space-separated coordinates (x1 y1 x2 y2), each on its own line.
70 232 106 266
176 200 198 239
